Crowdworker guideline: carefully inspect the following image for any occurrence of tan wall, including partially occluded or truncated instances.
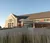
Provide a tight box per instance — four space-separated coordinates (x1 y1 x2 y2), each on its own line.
4 14 18 28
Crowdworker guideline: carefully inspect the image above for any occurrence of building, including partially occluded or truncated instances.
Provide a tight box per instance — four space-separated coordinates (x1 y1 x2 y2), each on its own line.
4 11 50 28
5 13 28 28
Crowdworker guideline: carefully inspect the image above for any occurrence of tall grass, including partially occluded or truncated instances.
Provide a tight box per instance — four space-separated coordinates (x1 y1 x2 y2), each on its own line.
0 28 50 43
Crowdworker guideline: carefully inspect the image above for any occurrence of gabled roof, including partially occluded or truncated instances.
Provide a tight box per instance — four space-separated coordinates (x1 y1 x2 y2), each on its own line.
13 14 28 19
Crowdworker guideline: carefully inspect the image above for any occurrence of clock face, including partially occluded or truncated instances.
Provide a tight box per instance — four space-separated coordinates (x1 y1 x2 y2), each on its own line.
9 19 12 22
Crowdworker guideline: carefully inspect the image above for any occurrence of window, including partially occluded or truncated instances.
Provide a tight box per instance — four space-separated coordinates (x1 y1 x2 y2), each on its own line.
44 18 50 21
12 23 13 27
8 23 13 28
47 19 50 21
44 19 47 21
9 19 12 22
8 23 11 28
36 20 39 22
40 19 44 22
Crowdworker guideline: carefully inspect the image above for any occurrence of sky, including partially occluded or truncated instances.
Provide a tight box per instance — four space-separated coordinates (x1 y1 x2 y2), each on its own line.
0 0 50 27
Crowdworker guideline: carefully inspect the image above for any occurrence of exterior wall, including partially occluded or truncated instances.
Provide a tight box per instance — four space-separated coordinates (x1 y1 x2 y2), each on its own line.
32 18 50 28
21 21 24 27
33 18 50 22
5 14 18 28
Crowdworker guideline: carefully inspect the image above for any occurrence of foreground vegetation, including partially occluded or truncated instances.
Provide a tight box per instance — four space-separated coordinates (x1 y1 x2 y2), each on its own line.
0 28 50 43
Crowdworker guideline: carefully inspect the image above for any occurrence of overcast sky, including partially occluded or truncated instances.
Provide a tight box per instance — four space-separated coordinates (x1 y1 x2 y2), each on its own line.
0 0 50 27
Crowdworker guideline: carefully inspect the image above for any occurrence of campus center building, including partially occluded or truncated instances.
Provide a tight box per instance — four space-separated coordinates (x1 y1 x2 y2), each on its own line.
4 11 50 28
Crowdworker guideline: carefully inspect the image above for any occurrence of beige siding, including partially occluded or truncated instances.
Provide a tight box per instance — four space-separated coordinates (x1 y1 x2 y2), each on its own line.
4 14 18 28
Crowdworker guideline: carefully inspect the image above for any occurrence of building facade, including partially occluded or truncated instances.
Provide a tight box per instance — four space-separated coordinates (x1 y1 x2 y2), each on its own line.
4 11 50 28
5 13 28 28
